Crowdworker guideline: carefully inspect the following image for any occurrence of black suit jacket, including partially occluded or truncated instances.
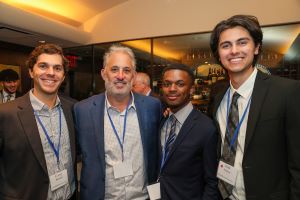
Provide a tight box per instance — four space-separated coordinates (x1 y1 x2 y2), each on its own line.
0 93 77 200
159 108 219 200
211 71 300 200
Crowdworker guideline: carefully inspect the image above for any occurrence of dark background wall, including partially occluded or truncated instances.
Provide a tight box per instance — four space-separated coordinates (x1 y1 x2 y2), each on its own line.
0 41 33 94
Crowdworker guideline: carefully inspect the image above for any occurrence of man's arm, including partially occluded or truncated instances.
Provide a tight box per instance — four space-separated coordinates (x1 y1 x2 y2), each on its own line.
202 125 219 200
287 81 300 200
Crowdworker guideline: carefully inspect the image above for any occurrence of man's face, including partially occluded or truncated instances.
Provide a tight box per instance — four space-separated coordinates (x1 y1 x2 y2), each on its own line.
132 76 146 95
218 26 260 76
29 53 65 97
101 51 136 98
2 80 19 94
162 69 192 113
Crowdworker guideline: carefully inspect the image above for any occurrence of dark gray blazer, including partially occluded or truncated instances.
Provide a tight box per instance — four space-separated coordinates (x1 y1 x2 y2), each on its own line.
0 93 76 200
211 71 300 200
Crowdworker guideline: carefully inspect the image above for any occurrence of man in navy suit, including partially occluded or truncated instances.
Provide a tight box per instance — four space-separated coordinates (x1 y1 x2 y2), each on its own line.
210 15 300 199
73 44 162 200
156 64 219 200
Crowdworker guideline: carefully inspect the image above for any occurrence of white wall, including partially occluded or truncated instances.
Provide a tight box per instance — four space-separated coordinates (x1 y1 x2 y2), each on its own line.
83 0 300 44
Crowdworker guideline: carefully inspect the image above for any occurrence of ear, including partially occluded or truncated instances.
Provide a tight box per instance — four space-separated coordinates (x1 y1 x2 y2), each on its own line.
254 44 260 55
100 68 106 80
28 68 34 78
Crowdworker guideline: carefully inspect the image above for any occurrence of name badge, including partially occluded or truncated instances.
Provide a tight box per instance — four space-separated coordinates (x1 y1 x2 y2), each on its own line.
147 182 161 200
113 161 133 179
49 169 68 191
217 160 238 186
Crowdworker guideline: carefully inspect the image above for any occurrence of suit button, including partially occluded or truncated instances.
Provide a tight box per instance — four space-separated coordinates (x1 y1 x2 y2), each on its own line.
243 165 251 169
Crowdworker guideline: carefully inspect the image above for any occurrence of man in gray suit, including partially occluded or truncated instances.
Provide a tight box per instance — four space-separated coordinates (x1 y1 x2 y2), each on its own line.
0 44 76 200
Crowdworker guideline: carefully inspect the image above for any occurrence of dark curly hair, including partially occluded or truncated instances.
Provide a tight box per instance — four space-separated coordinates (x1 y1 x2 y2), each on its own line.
26 43 69 73
210 15 263 67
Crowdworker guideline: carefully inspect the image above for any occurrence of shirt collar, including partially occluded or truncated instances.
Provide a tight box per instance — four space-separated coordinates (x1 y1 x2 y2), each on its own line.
2 90 15 98
29 89 61 111
105 92 136 112
170 101 193 125
230 67 257 100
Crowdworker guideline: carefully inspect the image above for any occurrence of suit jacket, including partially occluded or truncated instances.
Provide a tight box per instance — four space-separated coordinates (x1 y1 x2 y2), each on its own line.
73 92 162 200
0 92 77 200
159 108 219 200
211 71 300 200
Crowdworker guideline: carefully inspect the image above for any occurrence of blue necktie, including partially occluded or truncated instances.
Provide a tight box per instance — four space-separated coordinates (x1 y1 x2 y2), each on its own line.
165 115 177 157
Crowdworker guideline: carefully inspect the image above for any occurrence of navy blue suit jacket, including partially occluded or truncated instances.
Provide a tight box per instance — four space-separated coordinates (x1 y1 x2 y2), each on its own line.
159 108 219 200
73 92 162 200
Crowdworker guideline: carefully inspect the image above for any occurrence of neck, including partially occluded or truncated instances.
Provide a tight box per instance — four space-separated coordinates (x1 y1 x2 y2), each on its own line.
32 89 58 109
170 101 189 114
107 93 131 112
144 88 151 96
228 67 254 89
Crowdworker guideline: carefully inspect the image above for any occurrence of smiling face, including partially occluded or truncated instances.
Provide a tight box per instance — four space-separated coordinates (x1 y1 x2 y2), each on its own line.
218 26 260 79
101 51 136 99
2 80 19 94
162 69 192 113
29 53 65 99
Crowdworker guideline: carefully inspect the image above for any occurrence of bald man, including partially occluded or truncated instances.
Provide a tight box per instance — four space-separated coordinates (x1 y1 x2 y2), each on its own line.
133 72 159 97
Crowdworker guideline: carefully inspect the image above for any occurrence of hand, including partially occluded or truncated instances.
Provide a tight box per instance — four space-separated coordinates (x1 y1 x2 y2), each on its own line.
163 107 171 117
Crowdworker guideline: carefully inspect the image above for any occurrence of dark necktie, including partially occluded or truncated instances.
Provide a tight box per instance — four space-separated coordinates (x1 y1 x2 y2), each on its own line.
165 115 177 157
219 92 240 199
6 94 12 102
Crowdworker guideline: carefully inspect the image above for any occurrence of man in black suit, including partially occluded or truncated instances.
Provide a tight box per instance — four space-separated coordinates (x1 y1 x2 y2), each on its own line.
210 15 300 200
0 69 22 103
156 64 218 200
0 44 77 199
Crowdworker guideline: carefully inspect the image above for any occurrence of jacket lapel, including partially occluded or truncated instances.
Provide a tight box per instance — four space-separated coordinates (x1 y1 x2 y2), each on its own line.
90 94 106 175
244 71 269 153
161 109 197 170
60 98 76 165
212 84 229 158
17 94 48 174
133 94 148 166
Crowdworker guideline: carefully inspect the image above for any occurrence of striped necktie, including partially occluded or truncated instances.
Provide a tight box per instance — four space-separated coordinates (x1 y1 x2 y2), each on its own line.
219 92 240 199
165 115 177 157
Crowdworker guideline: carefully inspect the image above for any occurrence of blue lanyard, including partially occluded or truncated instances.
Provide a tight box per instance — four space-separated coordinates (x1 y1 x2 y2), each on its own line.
226 89 251 149
34 107 62 166
106 99 131 161
159 116 174 177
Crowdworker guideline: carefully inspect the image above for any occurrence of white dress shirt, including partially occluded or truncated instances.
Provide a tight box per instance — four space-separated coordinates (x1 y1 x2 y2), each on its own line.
216 68 257 200
104 93 148 200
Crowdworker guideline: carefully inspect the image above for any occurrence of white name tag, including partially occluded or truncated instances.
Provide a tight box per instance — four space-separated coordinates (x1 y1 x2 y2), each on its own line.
49 169 68 191
217 160 238 186
147 182 161 200
113 161 133 179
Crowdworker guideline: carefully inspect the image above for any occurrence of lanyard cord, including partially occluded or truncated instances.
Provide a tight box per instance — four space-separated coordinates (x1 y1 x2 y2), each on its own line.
106 99 131 161
35 107 62 166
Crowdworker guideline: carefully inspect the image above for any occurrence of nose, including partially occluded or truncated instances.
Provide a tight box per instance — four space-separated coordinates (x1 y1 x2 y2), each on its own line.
231 44 239 54
116 69 125 80
169 83 177 91
46 66 55 75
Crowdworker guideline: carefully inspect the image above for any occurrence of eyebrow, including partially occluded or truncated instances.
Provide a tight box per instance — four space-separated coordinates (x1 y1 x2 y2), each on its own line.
219 37 251 46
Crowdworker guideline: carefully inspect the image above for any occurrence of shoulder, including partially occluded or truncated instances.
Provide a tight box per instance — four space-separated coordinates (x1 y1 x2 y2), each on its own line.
0 94 29 114
74 93 105 110
134 92 161 106
190 108 216 130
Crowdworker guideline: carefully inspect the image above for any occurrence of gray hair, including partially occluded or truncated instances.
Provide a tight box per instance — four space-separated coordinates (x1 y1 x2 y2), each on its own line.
103 44 136 70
